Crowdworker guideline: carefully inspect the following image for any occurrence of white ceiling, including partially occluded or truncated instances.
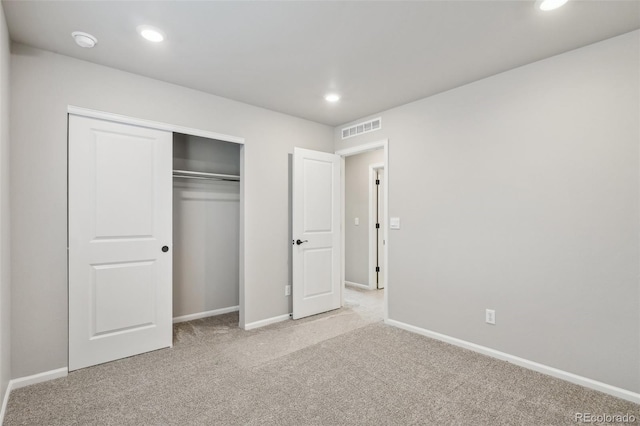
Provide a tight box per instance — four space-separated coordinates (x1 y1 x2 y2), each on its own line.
2 1 639 126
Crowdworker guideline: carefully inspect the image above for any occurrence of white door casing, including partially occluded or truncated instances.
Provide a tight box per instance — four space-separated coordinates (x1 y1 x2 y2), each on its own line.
292 148 341 319
68 114 173 371
368 162 384 290
376 168 385 289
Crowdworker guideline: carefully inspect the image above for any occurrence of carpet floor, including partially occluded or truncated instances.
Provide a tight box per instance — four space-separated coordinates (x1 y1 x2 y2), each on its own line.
4 288 639 425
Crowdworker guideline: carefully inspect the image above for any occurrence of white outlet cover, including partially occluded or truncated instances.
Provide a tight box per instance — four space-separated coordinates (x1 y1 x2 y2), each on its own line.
354 217 359 226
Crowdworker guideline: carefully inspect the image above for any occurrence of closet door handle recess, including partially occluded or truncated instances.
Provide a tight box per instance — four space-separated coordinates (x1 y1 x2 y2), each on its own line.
162 246 169 253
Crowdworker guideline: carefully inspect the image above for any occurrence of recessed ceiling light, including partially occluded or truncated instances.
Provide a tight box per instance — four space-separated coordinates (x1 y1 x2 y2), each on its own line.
535 0 568 11
324 93 341 103
71 31 97 48
137 25 165 43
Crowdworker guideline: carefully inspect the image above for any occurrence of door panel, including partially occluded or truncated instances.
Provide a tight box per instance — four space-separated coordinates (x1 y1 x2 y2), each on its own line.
303 248 333 297
69 114 172 371
303 159 334 232
92 261 155 336
292 148 341 319
94 133 156 238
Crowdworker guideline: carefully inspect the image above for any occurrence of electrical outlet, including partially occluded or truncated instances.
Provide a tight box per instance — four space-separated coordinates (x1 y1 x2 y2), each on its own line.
285 285 291 296
486 309 496 325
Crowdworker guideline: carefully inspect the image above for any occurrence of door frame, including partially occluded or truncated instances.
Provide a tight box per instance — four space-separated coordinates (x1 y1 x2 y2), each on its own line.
66 106 248 329
335 139 389 320
368 162 384 290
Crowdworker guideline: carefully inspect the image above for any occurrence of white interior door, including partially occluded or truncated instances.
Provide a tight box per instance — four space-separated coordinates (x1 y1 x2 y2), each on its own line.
68 114 173 371
292 147 341 319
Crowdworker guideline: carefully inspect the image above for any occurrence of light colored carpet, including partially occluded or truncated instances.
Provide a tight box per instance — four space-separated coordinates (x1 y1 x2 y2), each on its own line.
4 288 638 425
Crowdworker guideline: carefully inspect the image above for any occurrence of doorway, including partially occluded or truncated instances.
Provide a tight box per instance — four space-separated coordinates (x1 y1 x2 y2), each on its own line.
172 133 241 324
343 150 384 290
336 140 389 320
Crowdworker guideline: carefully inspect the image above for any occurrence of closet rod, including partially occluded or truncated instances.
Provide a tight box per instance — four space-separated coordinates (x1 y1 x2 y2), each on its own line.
172 169 240 181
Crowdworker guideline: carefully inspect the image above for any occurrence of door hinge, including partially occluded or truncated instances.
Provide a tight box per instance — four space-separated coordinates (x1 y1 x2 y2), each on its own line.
375 223 380 229
375 179 380 185
375 266 380 272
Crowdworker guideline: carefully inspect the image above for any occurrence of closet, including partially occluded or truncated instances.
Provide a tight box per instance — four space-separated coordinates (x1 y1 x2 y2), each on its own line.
172 133 240 322
68 113 242 371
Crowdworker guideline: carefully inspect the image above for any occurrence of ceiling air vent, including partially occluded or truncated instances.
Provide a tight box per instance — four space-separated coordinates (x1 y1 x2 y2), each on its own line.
341 117 382 140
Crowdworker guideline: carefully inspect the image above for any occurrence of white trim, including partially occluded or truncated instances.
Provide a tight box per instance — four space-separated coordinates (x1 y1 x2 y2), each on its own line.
340 157 346 308
0 381 11 425
345 281 371 290
67 106 245 145
368 162 384 291
238 145 246 329
337 139 389 320
243 314 290 330
10 367 69 390
383 145 388 320
173 306 239 324
340 157 347 307
1 367 70 423
385 319 640 404
336 140 386 157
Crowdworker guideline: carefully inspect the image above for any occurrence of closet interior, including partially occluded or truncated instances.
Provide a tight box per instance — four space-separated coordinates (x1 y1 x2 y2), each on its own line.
172 132 241 323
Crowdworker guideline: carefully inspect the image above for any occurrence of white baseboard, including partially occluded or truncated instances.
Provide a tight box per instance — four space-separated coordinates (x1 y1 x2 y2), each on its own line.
385 319 640 404
10 367 68 390
1 367 69 423
345 281 373 290
173 306 239 324
244 313 290 330
0 380 10 426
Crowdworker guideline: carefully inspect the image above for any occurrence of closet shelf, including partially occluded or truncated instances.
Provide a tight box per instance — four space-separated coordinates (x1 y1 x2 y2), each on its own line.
172 169 240 182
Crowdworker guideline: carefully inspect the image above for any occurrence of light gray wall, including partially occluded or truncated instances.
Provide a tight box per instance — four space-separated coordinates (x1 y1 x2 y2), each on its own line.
335 31 640 393
10 44 333 378
173 134 240 317
345 149 383 285
0 3 10 405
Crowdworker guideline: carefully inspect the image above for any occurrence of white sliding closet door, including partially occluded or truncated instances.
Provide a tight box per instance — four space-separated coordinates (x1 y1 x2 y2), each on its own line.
68 114 173 371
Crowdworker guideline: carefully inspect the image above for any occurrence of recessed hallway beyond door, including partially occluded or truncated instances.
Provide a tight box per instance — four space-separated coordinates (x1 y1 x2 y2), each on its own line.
343 285 384 322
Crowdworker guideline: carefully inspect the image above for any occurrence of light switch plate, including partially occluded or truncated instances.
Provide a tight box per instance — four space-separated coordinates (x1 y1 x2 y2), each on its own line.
486 309 495 325
390 217 400 229
354 217 359 226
